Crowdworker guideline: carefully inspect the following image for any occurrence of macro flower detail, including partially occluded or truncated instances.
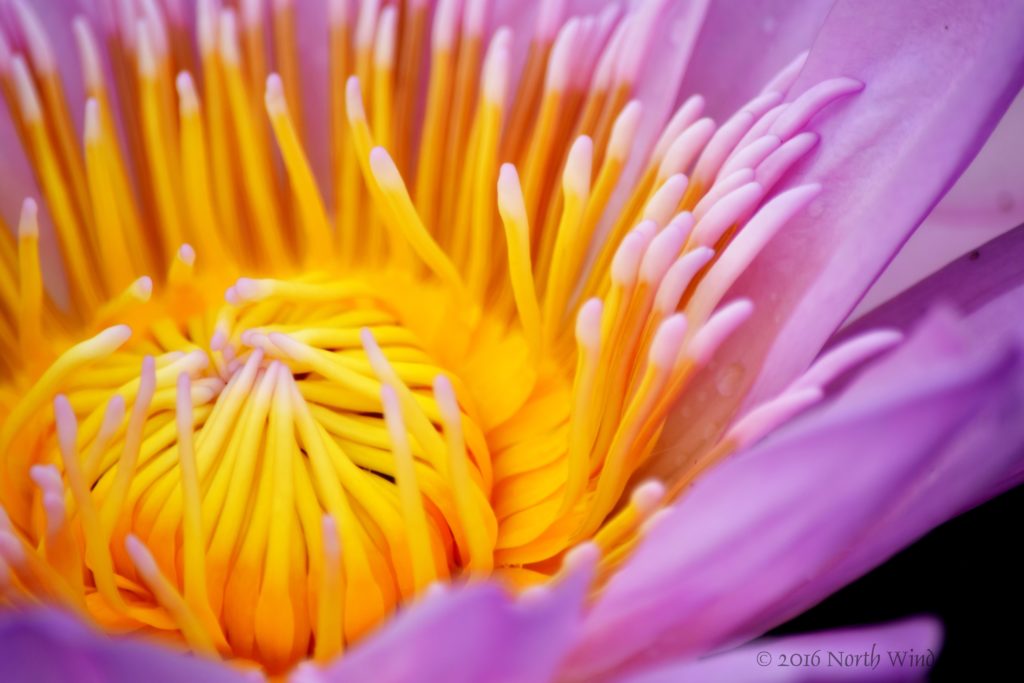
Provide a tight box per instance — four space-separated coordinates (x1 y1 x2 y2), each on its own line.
0 0 1023 681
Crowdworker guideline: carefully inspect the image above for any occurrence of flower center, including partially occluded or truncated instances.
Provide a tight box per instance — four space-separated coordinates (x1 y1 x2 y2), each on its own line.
0 0 860 675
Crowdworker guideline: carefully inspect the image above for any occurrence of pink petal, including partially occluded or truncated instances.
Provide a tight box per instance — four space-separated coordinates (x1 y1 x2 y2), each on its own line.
564 309 1021 680
839 221 1024 495
611 618 941 683
677 0 833 120
0 608 250 683
746 314 1024 639
858 91 1024 313
734 0 1024 404
657 0 1024 474
301 551 595 683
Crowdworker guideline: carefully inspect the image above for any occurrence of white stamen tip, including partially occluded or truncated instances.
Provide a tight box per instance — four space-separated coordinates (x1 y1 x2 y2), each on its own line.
575 298 604 350
53 395 77 453
177 244 196 266
562 542 600 574
125 534 158 576
728 387 824 449
321 513 341 558
131 276 153 302
218 9 241 65
265 73 287 114
689 300 754 364
345 76 367 122
18 199 38 238
631 480 666 515
650 314 689 369
433 0 460 49
611 227 653 287
563 136 594 198
102 324 133 349
14 0 56 74
12 57 42 122
497 164 527 222
374 7 398 68
369 147 402 188
84 98 102 142
29 464 62 494
609 101 642 161
432 374 461 423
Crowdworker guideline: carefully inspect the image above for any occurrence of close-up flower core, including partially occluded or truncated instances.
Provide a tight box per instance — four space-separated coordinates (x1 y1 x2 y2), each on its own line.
0 0 952 677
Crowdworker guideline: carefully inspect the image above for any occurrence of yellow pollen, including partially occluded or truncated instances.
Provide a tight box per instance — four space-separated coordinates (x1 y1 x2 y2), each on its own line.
0 0 847 675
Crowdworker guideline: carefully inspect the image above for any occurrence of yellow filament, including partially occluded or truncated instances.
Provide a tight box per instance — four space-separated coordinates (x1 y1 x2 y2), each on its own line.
16 202 43 363
368 148 466 295
371 9 396 152
175 374 227 650
0 326 130 456
435 377 494 572
415 39 456 232
330 7 360 258
84 102 139 293
315 514 345 662
52 397 124 612
272 0 305 146
201 31 243 255
497 167 543 357
125 535 216 655
380 385 436 592
14 60 100 312
98 357 155 537
544 139 593 339
220 19 289 268
137 27 185 261
176 74 229 270
266 76 334 265
254 368 299 667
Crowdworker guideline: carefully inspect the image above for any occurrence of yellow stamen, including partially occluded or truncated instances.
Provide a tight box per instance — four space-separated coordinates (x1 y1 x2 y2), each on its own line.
497 165 543 357
380 384 436 592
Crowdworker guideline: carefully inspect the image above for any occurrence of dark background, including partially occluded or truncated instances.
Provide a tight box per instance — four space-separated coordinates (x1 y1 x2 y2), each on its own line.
770 484 1024 680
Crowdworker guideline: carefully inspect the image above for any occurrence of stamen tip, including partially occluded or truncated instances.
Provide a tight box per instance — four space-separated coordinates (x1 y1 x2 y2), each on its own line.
345 76 366 120
631 480 666 514
265 73 286 113
562 542 600 574
18 198 38 237
106 324 133 347
369 147 401 187
575 298 604 349
650 314 688 368
177 244 196 266
132 276 153 302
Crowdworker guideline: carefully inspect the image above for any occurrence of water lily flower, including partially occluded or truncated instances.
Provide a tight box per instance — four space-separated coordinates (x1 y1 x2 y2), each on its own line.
0 0 1022 681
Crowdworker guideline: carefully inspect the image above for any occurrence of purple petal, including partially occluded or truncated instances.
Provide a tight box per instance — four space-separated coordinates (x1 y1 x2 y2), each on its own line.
745 314 1024 639
677 0 834 120
732 0 1024 404
842 222 1024 348
611 618 941 683
655 0 1024 480
564 309 1021 680
839 221 1024 494
301 550 595 683
0 608 251 683
858 91 1024 313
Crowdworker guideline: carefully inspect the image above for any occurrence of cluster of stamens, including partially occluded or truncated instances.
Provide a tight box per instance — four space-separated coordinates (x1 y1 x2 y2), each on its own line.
0 0 889 673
